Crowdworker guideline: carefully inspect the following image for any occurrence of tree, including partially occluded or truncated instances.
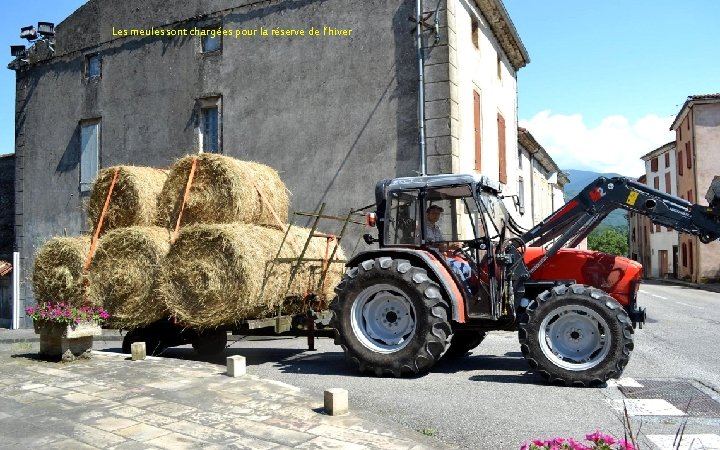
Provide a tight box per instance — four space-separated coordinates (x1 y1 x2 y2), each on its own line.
587 228 629 257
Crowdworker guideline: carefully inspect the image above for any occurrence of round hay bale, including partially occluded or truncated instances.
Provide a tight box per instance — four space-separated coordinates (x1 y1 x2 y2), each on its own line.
157 223 345 329
155 154 289 229
88 226 171 329
87 166 167 234
32 236 91 306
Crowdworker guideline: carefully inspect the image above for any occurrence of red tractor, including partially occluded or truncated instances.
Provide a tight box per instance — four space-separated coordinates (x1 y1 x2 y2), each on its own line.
330 174 720 386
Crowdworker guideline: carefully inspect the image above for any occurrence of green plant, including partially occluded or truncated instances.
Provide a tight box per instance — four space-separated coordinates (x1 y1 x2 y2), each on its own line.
417 428 438 437
588 228 629 257
26 302 109 326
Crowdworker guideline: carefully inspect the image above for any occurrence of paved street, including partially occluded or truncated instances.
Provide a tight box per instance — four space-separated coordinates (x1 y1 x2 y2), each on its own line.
155 281 720 449
1 281 719 449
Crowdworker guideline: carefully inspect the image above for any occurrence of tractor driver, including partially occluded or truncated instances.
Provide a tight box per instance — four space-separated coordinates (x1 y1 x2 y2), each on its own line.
424 205 472 292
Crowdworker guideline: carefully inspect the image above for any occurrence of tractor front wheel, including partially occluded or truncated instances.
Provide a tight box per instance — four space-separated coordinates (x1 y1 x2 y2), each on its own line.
518 284 634 387
330 257 452 377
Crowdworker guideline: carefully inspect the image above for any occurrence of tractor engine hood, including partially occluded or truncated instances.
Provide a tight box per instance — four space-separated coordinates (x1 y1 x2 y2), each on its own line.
523 247 643 306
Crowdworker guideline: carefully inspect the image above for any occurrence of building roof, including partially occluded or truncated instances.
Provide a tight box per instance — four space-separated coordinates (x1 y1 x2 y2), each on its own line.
640 141 675 161
475 0 530 71
670 93 720 131
517 127 565 184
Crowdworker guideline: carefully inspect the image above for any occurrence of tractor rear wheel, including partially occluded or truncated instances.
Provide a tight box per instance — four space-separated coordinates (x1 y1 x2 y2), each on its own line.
191 329 228 356
518 284 634 387
444 330 487 357
330 257 452 377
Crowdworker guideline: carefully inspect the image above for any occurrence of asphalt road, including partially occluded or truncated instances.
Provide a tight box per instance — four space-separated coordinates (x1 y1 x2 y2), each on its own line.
124 281 720 449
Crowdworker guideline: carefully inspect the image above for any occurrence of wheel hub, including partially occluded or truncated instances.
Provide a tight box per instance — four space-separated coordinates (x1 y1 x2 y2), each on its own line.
350 284 416 353
539 305 611 371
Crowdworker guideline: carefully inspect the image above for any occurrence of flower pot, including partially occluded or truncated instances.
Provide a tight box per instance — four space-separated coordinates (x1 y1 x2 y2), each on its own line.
33 321 102 361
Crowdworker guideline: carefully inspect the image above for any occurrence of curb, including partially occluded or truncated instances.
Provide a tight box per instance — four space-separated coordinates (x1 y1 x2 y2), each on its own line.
644 278 720 294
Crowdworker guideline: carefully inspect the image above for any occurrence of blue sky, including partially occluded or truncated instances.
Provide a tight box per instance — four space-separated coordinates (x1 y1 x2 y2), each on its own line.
1 1 719 175
504 0 720 175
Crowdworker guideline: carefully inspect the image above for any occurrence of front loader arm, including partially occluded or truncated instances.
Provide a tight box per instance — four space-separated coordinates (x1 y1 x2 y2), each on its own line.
516 177 720 274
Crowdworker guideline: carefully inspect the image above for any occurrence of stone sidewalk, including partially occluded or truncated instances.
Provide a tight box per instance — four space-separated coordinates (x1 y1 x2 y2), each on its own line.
0 340 447 449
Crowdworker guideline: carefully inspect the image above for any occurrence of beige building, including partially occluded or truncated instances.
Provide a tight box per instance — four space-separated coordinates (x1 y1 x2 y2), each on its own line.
516 128 568 230
440 0 528 191
636 142 678 278
629 175 651 277
670 94 720 282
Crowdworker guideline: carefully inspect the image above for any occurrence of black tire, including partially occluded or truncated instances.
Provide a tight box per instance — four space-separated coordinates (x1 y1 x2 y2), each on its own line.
330 257 452 377
444 330 487 358
191 329 228 356
518 284 634 387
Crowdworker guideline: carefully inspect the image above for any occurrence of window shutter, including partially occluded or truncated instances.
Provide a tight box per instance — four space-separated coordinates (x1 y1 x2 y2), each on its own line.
497 113 506 184
473 91 481 171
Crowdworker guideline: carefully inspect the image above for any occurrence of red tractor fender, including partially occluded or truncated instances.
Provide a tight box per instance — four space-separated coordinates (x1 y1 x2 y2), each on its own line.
523 247 643 306
344 249 467 323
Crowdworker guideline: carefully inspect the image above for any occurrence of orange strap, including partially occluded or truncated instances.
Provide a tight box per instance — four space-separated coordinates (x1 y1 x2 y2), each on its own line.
172 157 198 243
252 181 286 231
84 168 119 271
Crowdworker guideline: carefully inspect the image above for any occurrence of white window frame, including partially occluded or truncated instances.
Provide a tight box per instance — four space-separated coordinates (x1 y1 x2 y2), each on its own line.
80 119 101 192
197 96 222 153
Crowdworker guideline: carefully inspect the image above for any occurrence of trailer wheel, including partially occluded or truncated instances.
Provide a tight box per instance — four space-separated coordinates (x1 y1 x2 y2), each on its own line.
191 329 228 356
444 330 487 358
121 329 166 356
518 284 634 387
330 257 452 377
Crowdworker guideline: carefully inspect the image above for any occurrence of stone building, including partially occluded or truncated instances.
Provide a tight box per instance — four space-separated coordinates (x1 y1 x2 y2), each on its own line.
0 154 14 327
8 0 541 322
670 94 720 282
636 142 678 278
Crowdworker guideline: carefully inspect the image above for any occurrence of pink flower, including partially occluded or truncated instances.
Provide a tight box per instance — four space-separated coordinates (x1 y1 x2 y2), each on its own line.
618 439 635 450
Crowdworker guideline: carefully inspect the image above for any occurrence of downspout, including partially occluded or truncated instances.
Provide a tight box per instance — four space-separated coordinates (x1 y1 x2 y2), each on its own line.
416 0 427 176
529 154 536 225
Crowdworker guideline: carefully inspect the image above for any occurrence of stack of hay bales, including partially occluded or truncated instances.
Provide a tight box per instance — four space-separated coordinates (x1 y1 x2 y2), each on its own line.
155 153 344 329
32 166 169 320
32 154 345 331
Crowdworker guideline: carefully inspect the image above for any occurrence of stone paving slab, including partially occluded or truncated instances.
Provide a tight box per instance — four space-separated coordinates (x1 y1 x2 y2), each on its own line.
0 345 449 449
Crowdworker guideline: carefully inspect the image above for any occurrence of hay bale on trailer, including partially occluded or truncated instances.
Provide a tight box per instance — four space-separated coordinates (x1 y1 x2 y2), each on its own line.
87 226 171 329
32 236 91 306
156 154 289 228
156 223 344 329
87 166 167 234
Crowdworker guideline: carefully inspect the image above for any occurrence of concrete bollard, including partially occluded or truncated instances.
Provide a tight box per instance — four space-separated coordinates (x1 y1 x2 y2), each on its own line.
324 388 348 416
227 355 246 377
131 342 146 361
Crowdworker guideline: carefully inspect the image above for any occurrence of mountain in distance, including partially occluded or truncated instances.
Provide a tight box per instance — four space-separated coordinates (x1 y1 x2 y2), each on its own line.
563 169 630 231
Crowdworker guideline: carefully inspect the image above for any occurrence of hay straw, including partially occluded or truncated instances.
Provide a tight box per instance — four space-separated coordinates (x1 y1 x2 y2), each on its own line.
87 226 171 328
87 166 167 234
32 236 91 306
155 154 289 229
156 223 344 329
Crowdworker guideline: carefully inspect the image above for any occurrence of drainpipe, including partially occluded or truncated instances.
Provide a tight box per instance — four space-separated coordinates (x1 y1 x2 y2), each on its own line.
416 0 427 176
529 154 536 225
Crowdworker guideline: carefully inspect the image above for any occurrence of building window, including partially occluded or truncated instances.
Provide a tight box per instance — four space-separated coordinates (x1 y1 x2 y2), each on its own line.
689 241 694 274
685 142 692 169
80 119 100 192
85 54 101 79
678 151 683 176
201 27 222 53
665 172 671 194
653 176 659 190
656 224 661 232
682 243 687 267
497 113 506 184
687 189 693 203
473 90 481 172
197 96 221 153
679 126 682 141
517 176 525 215
518 147 523 169
664 152 670 168
650 157 658 172
471 16 479 49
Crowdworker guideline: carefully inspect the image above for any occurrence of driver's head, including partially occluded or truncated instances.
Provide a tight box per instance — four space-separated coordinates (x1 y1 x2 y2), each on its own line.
426 205 443 224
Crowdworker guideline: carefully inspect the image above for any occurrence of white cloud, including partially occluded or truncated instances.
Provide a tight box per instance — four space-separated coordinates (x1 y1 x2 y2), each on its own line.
520 111 675 177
